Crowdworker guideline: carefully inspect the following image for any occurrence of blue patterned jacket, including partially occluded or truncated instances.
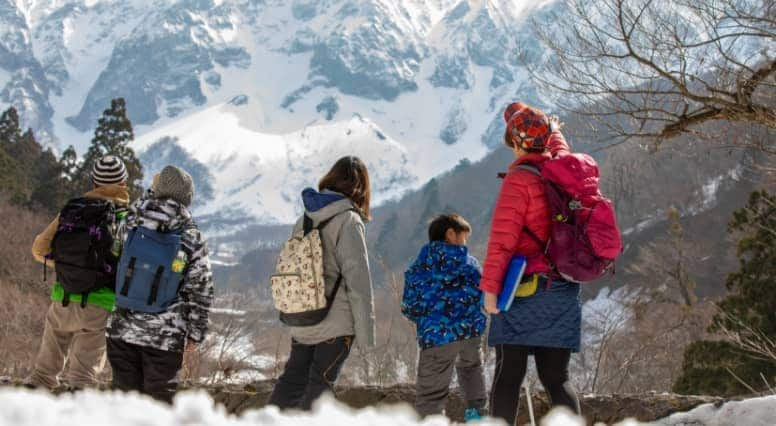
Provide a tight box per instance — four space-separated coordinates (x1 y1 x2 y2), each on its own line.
402 241 487 349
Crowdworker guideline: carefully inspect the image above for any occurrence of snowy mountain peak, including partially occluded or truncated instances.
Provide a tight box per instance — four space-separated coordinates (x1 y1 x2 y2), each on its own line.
0 0 559 225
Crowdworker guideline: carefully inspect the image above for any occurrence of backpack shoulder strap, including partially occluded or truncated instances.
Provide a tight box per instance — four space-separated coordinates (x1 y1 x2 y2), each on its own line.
517 163 541 176
115 207 129 220
303 214 314 235
523 226 546 249
515 163 548 249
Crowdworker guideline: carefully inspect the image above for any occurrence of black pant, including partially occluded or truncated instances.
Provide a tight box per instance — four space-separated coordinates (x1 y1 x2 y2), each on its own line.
268 336 353 410
107 338 183 404
490 345 580 425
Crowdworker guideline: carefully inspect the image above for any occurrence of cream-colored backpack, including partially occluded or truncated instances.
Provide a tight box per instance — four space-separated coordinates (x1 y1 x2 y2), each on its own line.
270 211 352 326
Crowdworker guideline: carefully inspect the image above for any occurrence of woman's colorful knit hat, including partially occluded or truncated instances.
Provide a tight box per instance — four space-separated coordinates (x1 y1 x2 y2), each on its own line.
503 102 552 152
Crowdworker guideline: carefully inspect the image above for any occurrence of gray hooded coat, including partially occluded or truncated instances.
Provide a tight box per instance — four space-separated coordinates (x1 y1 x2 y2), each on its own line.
288 189 376 348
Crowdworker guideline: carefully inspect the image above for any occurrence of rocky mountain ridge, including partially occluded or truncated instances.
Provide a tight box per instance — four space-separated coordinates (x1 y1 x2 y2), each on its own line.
1 0 556 225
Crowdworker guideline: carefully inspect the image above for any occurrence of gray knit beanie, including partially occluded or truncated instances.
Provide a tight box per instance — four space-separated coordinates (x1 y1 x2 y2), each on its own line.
155 165 194 207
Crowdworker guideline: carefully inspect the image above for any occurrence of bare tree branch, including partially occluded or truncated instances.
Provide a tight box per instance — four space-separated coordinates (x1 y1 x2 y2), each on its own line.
527 0 776 150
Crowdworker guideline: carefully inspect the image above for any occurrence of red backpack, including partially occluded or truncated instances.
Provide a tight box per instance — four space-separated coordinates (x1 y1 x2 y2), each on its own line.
519 153 623 283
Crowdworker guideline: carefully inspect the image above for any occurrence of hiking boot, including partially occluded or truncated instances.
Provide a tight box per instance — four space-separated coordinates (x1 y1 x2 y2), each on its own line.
464 408 484 422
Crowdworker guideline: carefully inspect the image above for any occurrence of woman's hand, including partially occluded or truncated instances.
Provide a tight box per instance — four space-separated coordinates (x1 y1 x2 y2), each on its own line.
484 292 500 315
549 114 564 131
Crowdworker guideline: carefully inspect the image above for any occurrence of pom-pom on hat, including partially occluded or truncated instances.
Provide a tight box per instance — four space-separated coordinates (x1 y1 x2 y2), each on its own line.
503 102 552 152
503 102 529 123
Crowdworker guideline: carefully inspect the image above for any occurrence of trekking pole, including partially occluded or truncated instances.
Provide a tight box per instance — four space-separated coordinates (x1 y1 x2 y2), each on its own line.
524 382 536 426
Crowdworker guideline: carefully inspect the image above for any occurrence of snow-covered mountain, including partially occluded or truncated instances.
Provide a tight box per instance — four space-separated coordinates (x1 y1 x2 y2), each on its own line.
1 0 555 224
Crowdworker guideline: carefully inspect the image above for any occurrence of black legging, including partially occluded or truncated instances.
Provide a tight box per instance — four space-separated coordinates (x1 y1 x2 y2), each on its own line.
268 336 353 410
490 345 580 425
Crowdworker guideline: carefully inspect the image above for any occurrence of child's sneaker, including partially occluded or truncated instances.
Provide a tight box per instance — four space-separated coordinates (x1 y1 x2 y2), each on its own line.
464 408 483 422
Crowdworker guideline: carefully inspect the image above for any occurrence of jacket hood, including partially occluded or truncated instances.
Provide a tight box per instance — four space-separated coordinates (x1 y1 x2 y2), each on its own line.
131 190 193 232
414 241 474 274
302 188 363 224
85 184 130 207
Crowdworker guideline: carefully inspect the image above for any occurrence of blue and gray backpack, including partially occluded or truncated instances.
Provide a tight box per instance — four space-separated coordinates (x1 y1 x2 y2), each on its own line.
115 226 187 313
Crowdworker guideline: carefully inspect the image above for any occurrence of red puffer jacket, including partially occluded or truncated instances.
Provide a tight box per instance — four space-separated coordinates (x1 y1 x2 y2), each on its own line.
480 131 571 294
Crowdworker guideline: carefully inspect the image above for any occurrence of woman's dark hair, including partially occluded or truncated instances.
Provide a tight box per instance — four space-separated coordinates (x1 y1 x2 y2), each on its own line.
428 213 472 242
319 156 372 220
504 128 517 149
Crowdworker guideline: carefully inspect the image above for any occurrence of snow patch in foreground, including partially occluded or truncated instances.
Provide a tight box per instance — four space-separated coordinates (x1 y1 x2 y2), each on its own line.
0 389 499 426
653 395 776 426
0 389 774 426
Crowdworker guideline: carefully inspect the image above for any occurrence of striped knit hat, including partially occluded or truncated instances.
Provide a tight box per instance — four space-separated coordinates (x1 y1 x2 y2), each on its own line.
91 155 128 186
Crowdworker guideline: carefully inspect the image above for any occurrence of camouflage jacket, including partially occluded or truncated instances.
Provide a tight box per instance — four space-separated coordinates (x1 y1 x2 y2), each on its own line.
107 191 214 352
402 241 486 349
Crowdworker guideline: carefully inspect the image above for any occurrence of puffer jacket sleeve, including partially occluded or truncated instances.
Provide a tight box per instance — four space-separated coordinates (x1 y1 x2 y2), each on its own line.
401 250 432 322
480 173 530 294
32 215 59 265
180 227 214 343
336 214 376 348
548 130 571 158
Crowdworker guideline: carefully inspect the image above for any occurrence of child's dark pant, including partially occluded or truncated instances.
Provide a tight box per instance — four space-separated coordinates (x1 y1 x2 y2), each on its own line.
415 337 487 416
268 336 353 410
107 337 183 404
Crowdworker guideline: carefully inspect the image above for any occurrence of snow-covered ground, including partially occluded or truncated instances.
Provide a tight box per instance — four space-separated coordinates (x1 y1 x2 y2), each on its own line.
0 389 501 426
654 395 776 426
1 388 773 426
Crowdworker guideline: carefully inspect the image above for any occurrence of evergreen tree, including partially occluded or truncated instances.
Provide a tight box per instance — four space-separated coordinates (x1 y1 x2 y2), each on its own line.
0 143 22 199
30 149 69 212
674 190 776 396
0 105 96 212
79 98 143 198
0 107 21 196
8 129 43 177
0 106 21 146
0 108 34 203
57 145 81 199
60 146 80 181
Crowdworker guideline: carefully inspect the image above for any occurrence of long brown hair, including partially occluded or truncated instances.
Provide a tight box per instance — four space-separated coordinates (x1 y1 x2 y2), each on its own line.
318 156 372 220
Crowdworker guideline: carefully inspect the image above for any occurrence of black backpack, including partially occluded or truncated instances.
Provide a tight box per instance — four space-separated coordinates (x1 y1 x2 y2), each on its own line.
49 198 119 307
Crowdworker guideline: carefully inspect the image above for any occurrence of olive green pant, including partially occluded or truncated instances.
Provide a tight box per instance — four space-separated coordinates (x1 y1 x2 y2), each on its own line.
415 337 488 416
26 302 110 389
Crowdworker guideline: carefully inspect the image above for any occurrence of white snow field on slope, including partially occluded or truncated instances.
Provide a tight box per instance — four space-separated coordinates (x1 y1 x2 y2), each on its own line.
134 104 418 222
1 389 774 426
7 0 555 224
